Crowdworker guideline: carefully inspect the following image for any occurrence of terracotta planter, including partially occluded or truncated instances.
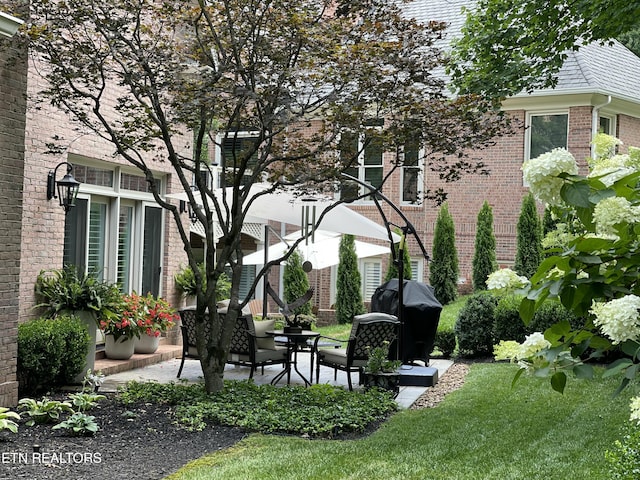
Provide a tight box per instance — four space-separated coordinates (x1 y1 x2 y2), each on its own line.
135 333 160 354
104 335 135 360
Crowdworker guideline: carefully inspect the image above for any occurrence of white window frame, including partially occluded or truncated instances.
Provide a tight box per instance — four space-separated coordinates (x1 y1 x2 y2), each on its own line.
524 110 569 161
400 143 424 206
360 258 383 302
598 113 616 136
338 129 384 204
409 258 424 282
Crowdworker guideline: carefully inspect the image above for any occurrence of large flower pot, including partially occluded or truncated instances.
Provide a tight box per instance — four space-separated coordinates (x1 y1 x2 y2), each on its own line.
63 310 98 383
104 335 135 360
135 333 160 354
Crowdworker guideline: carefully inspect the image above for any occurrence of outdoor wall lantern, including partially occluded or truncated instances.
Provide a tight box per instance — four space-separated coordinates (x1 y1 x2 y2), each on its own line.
47 162 81 212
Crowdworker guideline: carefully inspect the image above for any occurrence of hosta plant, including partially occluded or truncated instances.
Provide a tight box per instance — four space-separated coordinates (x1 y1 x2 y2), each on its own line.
53 412 99 436
68 392 106 412
18 398 73 426
0 407 20 434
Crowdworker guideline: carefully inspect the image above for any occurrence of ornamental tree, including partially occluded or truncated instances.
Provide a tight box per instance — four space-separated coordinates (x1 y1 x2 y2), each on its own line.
335 235 366 324
430 203 459 305
514 193 543 278
23 0 509 392
472 201 497 291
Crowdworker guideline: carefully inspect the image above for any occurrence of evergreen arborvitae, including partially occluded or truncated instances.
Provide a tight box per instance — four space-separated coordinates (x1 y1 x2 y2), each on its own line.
542 205 558 236
429 203 459 305
335 234 366 324
472 201 497 291
384 237 412 282
283 250 312 316
514 192 543 278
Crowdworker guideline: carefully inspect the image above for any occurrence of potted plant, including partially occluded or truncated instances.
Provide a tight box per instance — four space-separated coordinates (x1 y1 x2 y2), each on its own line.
361 341 402 395
174 264 231 305
134 293 179 354
34 265 123 380
100 293 140 360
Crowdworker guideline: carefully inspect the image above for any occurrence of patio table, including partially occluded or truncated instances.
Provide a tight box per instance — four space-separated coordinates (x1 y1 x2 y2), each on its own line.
266 330 319 386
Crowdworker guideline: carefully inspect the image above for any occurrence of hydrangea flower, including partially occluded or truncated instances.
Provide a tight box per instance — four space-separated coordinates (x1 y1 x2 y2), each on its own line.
486 268 529 292
519 332 551 359
590 295 640 344
591 133 623 163
588 154 636 186
593 196 640 235
522 148 578 206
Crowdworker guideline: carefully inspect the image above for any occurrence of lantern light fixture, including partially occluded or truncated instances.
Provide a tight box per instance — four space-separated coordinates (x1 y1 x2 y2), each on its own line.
47 162 81 212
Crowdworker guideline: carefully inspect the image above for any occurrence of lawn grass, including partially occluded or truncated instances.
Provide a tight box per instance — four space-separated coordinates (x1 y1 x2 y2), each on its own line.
167 363 638 480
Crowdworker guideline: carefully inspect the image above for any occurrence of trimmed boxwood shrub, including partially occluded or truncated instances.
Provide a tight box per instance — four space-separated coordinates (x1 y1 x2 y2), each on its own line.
434 328 456 358
493 294 528 342
454 292 497 357
528 299 584 333
18 315 90 396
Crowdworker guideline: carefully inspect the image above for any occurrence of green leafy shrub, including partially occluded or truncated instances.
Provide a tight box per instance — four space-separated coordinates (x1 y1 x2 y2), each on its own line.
493 294 528 342
335 234 366 324
454 292 497 357
472 201 497 291
68 392 106 412
174 264 231 300
119 380 397 437
18 315 90 396
514 192 543 278
434 328 456 357
606 424 640 479
528 299 584 334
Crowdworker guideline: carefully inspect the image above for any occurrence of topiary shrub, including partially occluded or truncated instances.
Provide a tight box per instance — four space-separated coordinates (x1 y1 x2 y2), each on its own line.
454 292 497 357
434 328 456 358
493 294 528 343
18 315 90 396
528 299 584 334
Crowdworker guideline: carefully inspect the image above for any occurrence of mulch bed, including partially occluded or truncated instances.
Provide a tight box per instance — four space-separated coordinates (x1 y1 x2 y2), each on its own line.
0 362 470 480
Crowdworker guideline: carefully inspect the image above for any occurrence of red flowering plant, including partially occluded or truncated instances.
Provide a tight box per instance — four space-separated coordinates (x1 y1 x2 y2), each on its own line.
99 292 142 342
137 293 178 338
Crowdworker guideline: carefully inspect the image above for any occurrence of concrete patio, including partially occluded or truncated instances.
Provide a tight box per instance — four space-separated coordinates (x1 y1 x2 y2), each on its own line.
97 346 453 409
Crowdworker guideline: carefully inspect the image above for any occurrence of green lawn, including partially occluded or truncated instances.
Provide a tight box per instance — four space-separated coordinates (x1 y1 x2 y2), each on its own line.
167 363 638 480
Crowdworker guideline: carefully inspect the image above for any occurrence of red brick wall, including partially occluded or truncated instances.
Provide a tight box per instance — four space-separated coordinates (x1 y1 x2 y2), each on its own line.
0 30 28 407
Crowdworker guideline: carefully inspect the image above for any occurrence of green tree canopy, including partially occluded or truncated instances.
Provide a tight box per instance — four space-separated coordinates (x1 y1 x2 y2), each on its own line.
449 0 640 100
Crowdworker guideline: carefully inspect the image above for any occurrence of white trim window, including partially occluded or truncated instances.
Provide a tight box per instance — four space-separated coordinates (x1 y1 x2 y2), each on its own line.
599 114 616 136
401 140 423 205
360 258 382 302
409 258 423 282
339 129 384 203
525 111 569 161
63 160 165 296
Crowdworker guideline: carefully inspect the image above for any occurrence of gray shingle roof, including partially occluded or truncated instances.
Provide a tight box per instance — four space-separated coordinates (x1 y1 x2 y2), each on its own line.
401 0 640 103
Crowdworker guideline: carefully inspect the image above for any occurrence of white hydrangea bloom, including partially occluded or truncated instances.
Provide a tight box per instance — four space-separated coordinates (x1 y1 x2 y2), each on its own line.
590 295 640 344
591 133 623 164
486 268 529 291
518 332 551 359
593 197 640 235
493 340 522 362
588 154 636 186
522 148 578 205
630 396 640 424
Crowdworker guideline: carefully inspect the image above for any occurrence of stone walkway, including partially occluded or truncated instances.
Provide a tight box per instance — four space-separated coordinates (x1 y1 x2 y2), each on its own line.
99 351 453 409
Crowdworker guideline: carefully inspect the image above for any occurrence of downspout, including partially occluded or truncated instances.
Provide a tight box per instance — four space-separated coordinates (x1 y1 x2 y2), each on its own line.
591 95 612 159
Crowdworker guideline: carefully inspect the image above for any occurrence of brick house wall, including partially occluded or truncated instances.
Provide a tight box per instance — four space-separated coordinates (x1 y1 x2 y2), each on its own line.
18 58 191 324
0 30 27 407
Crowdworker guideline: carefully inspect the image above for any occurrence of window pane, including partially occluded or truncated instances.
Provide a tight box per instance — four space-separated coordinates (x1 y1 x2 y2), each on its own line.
364 135 382 166
530 114 568 158
120 173 151 193
362 260 382 300
403 167 420 203
117 205 133 292
88 203 107 278
364 167 383 189
142 206 162 296
72 165 114 187
599 116 612 135
63 198 88 270
239 264 256 302
222 136 259 186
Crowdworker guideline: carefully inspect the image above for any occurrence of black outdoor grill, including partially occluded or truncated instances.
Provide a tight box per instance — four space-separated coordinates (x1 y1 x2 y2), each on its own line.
370 279 443 364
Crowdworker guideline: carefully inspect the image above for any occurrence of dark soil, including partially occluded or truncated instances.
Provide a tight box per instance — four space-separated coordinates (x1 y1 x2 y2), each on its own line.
0 395 247 480
0 363 470 480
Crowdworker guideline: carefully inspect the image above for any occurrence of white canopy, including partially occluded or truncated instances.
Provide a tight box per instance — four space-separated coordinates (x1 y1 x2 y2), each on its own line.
243 230 391 270
166 183 399 243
